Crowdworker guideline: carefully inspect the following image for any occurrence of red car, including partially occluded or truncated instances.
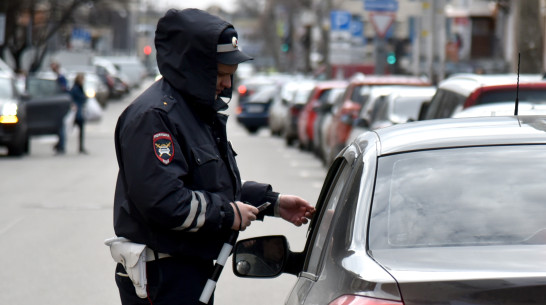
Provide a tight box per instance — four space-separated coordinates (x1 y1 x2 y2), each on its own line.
422 73 546 119
324 74 431 165
296 80 348 151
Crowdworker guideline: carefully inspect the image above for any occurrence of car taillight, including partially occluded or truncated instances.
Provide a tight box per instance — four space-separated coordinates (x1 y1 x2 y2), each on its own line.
238 85 247 95
236 105 242 115
328 295 403 305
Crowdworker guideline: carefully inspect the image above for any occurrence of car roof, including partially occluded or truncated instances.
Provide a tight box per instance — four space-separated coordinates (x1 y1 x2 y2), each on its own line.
365 116 546 155
437 73 544 97
314 80 348 90
349 74 431 86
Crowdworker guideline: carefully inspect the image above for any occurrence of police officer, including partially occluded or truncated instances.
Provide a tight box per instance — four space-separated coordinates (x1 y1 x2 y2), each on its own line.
111 8 315 305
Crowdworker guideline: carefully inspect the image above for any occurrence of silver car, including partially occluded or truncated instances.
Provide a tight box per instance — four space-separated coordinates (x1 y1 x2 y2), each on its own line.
233 115 546 305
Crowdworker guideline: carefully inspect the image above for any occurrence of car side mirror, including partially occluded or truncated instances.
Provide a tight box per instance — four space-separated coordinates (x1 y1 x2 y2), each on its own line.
233 236 291 278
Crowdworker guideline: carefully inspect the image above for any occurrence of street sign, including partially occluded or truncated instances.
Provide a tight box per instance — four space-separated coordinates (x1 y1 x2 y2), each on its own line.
364 0 399 12
350 17 364 45
330 10 351 31
369 12 396 38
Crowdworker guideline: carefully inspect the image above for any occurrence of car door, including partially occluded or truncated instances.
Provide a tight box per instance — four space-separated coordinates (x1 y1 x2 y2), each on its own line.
25 77 72 136
285 146 358 305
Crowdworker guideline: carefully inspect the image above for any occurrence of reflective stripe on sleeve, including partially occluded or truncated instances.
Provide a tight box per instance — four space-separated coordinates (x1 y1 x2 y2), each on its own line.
189 191 207 232
172 191 200 231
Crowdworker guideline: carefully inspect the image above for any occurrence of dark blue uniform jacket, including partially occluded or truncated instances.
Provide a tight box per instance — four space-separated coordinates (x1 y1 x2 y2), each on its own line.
113 9 278 260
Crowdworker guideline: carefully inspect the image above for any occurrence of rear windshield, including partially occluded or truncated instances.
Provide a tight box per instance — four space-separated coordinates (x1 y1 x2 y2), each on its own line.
476 88 546 105
369 145 546 249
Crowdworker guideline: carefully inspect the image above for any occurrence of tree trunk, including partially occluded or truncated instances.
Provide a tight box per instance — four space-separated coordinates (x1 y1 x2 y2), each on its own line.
516 0 543 74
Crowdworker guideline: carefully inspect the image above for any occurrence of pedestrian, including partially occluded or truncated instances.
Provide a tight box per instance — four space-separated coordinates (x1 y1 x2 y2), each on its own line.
50 61 68 154
70 73 88 154
107 8 315 305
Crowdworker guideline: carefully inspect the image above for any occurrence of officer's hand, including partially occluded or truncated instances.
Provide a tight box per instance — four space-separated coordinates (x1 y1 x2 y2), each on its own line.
278 195 316 226
231 201 258 231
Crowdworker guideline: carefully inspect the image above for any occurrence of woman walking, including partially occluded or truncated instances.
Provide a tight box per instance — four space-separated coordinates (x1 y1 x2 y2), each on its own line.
70 73 88 154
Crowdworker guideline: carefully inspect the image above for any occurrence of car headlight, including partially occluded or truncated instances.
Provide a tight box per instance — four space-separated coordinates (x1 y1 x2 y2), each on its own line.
86 89 96 98
0 102 19 124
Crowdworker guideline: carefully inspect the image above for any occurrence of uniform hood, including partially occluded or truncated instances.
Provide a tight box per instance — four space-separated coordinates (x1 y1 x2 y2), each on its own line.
155 8 233 108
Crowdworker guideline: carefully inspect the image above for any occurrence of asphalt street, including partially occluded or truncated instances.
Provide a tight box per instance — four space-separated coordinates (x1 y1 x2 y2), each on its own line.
0 78 327 305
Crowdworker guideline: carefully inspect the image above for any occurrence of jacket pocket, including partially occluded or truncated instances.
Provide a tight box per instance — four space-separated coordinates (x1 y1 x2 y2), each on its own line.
191 145 220 165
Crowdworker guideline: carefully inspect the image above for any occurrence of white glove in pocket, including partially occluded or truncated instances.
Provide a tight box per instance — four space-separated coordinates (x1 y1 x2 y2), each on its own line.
105 237 148 298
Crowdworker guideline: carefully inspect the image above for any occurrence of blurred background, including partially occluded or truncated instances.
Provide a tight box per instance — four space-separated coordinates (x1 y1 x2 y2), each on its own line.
0 0 544 83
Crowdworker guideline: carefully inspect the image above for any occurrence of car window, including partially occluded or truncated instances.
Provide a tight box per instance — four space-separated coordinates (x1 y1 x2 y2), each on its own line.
304 158 352 275
354 85 370 105
0 78 14 98
371 96 389 122
369 145 546 249
476 88 546 105
425 89 466 119
317 89 331 105
392 96 430 122
26 78 64 97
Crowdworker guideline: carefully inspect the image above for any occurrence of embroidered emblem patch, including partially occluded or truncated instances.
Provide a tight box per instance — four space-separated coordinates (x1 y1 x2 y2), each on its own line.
153 132 174 165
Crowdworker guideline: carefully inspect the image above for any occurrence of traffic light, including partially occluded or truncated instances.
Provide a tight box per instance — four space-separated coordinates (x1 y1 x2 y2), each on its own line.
281 34 291 53
387 52 396 65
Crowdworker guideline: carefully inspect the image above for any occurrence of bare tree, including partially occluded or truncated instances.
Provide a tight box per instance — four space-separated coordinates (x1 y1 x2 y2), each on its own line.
0 0 129 72
516 0 543 73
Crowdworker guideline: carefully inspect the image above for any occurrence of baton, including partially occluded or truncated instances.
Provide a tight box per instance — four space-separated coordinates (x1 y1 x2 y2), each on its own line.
198 202 271 304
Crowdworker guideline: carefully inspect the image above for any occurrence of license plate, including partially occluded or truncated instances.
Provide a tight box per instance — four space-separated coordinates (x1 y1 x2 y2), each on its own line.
246 105 264 113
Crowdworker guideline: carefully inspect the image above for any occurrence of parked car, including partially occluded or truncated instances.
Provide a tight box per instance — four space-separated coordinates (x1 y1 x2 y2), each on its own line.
324 74 431 165
0 72 28 156
233 115 546 305
453 102 546 118
66 70 110 108
98 56 148 89
347 86 437 144
236 74 289 106
283 80 316 146
93 58 129 99
236 84 278 134
24 72 72 138
421 73 545 120
297 80 348 151
314 86 346 164
268 79 302 137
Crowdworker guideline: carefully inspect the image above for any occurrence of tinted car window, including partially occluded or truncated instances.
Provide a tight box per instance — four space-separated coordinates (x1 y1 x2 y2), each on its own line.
305 159 351 275
369 145 546 249
425 89 466 119
476 88 546 105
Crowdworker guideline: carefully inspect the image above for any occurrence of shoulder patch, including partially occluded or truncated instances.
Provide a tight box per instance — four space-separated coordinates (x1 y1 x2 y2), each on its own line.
153 132 175 165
